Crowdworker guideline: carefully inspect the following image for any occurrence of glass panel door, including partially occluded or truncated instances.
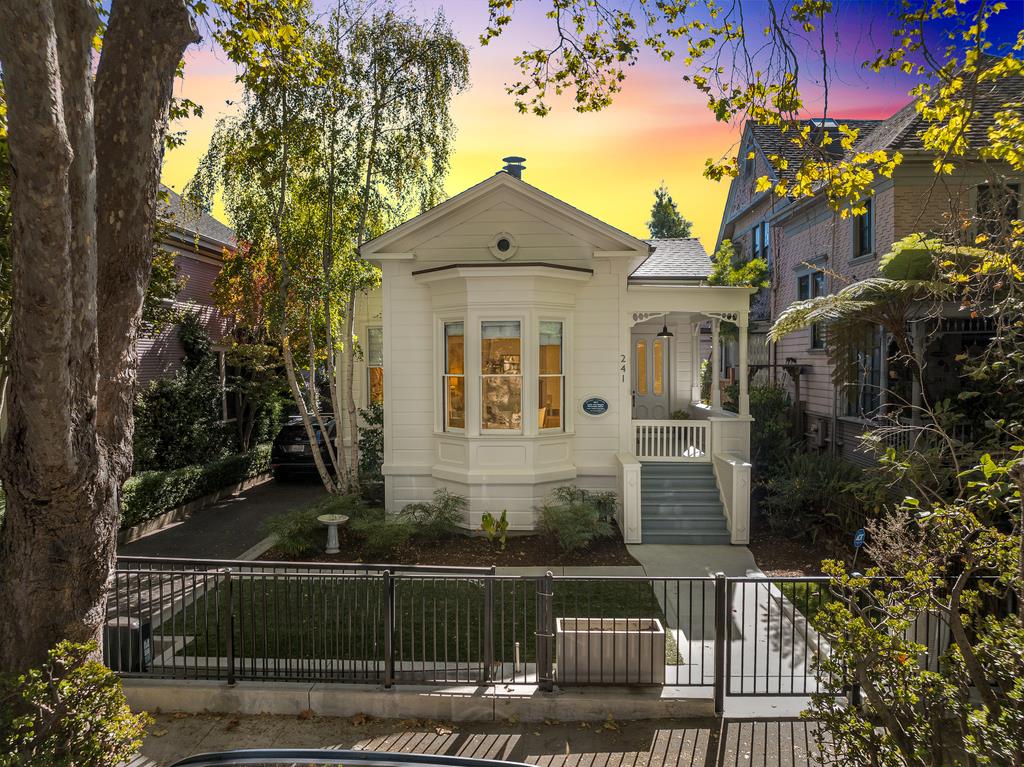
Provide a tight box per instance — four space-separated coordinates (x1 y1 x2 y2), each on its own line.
632 332 670 419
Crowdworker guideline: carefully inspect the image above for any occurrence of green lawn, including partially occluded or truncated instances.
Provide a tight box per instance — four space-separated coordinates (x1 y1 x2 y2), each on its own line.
165 574 681 668
773 579 835 629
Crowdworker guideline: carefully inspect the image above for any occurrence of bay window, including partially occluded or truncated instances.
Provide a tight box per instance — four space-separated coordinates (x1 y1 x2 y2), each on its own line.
481 320 522 430
444 322 465 430
539 321 563 430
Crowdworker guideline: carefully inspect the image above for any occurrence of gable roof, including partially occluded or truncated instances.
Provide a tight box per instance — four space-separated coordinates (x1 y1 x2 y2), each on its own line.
159 184 236 248
360 171 651 257
630 238 712 281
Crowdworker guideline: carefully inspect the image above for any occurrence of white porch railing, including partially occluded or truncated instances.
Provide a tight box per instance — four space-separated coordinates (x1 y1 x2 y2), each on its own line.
632 420 710 462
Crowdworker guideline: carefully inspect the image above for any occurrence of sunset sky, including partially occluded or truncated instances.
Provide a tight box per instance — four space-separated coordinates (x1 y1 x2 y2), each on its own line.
160 1 1020 251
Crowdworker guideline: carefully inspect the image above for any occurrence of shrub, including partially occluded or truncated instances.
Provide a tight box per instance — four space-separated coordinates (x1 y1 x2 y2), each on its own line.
263 495 375 558
358 403 384 499
132 312 229 472
350 511 414 560
262 508 323 557
539 486 615 553
481 510 509 551
760 452 867 542
748 384 794 478
400 488 466 540
548 486 617 524
120 443 271 529
1 641 151 767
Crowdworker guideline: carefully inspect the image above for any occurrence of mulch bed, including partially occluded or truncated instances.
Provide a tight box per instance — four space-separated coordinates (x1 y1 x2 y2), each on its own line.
259 527 641 568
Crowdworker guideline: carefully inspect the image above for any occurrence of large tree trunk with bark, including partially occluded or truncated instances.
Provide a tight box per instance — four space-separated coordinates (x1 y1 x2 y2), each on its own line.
0 0 198 674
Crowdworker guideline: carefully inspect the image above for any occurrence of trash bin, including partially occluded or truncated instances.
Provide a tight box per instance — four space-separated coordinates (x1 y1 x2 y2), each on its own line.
103 617 152 672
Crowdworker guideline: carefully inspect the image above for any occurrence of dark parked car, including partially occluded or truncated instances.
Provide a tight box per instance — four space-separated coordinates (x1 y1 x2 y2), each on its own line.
169 750 534 767
270 416 336 481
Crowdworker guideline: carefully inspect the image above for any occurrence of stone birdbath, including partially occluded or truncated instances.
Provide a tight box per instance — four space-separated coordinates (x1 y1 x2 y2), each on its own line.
317 514 349 555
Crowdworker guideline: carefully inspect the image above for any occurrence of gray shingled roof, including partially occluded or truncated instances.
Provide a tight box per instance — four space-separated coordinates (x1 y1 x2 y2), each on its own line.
750 119 883 183
856 66 1024 155
630 238 712 280
159 184 235 247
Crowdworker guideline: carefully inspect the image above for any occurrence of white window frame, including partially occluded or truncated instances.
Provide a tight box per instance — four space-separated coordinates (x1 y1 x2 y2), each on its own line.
538 318 565 433
480 318 524 434
366 325 384 407
441 319 466 433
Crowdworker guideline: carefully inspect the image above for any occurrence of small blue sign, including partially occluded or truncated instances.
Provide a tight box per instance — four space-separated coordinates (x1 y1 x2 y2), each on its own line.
581 397 610 416
853 528 866 549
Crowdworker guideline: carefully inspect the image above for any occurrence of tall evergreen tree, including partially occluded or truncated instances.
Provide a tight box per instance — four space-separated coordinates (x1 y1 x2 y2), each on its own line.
646 183 692 238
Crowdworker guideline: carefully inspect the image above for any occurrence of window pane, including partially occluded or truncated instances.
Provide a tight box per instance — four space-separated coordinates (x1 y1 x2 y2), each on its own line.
540 321 562 375
369 367 384 405
797 275 809 301
636 340 647 395
482 321 521 374
367 327 383 367
812 271 825 297
539 377 561 429
446 376 465 429
482 376 521 429
445 322 464 374
653 339 664 396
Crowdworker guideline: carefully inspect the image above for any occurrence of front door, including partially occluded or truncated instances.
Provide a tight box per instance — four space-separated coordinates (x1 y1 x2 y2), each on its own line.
632 332 670 419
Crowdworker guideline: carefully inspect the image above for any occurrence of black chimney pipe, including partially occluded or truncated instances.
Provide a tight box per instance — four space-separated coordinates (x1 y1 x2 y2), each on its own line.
502 156 526 179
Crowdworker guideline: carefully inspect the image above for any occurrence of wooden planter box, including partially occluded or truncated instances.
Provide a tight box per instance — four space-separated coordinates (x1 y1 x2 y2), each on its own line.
555 617 666 685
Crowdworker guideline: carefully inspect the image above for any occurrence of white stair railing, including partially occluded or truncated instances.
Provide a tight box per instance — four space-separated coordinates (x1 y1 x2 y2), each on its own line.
632 420 710 462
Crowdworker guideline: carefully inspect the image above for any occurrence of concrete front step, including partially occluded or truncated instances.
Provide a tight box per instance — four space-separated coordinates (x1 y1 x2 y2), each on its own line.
640 463 715 475
639 462 728 543
641 516 730 532
641 489 721 503
640 530 733 545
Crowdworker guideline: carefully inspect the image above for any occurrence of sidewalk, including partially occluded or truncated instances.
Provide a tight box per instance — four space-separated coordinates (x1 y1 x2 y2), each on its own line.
130 713 826 767
118 479 327 560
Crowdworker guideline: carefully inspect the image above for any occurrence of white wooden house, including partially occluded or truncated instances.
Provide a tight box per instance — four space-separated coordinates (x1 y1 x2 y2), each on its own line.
355 167 754 545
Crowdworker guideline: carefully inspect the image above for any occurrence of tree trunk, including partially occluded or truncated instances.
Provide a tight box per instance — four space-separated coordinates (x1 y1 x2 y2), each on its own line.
0 0 197 673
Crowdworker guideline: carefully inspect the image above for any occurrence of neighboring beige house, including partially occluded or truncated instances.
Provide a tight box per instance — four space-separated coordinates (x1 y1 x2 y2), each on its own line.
717 76 1021 463
354 165 756 544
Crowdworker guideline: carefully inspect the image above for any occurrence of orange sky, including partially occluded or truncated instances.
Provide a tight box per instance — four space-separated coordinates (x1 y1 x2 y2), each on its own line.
161 2 918 252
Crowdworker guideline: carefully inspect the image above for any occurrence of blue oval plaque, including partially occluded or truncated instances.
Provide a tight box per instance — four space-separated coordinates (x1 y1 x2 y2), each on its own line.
581 397 610 416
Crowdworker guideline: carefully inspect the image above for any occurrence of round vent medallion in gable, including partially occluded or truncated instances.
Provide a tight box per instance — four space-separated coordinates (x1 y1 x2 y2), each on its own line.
488 232 518 261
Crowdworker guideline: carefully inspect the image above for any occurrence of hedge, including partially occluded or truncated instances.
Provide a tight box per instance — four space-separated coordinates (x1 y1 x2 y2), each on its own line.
120 443 272 529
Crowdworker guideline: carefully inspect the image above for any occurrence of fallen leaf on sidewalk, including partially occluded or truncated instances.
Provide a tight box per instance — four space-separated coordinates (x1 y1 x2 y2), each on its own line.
352 713 371 726
298 709 314 720
225 719 240 731
150 729 168 738
435 725 453 736
172 712 190 720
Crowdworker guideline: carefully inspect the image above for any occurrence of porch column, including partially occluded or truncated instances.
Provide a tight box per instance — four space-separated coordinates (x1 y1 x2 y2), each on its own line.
738 312 749 416
691 324 701 404
711 319 722 411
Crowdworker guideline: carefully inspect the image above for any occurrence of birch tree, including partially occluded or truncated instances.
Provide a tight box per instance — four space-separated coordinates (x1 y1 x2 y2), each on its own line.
191 4 467 493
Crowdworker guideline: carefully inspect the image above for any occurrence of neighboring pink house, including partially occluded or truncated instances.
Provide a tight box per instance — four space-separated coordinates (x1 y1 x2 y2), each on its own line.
138 186 235 388
716 78 1020 463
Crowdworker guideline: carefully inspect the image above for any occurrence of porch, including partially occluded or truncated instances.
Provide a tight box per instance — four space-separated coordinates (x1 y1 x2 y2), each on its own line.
615 285 755 546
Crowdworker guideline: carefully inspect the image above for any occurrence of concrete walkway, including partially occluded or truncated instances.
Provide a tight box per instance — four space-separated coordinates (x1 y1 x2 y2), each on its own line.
118 478 327 560
129 713 828 767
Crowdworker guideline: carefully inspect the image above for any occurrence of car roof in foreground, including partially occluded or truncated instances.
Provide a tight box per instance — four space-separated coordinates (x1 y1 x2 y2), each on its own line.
169 749 535 767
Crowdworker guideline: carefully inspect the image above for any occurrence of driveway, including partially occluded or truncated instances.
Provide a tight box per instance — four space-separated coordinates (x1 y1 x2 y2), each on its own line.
118 478 327 560
130 713 826 767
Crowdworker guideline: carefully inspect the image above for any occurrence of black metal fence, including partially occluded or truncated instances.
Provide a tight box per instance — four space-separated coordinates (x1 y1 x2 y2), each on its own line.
107 557 865 712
